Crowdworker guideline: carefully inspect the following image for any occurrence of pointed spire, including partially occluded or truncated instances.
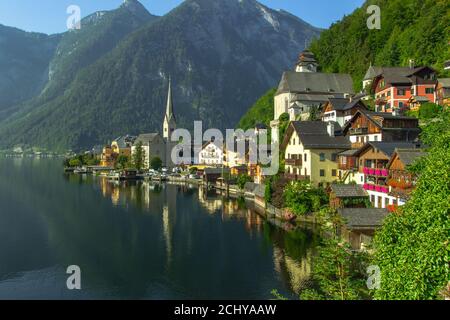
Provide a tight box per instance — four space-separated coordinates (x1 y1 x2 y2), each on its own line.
165 77 175 122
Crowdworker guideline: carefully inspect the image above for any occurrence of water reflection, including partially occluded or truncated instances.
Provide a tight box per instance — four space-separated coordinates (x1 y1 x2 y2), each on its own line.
0 158 319 299
88 176 319 296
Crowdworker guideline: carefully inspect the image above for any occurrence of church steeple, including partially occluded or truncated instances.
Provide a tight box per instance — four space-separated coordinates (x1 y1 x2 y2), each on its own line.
163 77 176 140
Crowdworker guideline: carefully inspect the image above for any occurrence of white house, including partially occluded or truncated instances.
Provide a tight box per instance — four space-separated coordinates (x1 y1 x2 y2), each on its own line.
198 141 224 166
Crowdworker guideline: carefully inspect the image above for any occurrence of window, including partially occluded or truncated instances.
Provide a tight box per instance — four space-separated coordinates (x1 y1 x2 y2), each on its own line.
397 89 406 96
320 153 326 162
331 153 337 162
304 154 307 162
320 169 325 177
332 169 337 177
374 135 379 141
399 102 404 108
425 88 434 94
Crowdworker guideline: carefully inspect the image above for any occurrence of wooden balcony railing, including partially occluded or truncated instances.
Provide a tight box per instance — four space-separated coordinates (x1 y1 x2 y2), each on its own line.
349 127 369 135
285 158 302 166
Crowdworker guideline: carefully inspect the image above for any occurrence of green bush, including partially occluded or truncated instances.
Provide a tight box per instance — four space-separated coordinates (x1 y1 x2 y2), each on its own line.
373 110 450 299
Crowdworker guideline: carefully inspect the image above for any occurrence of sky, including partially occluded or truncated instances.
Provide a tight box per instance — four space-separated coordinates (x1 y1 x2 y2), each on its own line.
0 0 365 35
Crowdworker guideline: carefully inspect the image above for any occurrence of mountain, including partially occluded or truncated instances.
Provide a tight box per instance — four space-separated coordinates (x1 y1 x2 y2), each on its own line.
0 0 321 151
309 0 450 90
237 0 449 128
0 25 59 118
41 0 158 100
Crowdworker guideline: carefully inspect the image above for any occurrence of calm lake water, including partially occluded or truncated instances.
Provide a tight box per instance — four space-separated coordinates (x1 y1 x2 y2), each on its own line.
0 157 318 299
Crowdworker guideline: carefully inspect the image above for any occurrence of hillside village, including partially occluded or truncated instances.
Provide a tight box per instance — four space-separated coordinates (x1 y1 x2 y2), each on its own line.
65 49 449 251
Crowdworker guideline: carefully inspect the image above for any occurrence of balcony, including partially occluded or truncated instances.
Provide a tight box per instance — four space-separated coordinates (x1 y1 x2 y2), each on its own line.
349 127 369 135
285 158 302 166
285 174 310 181
363 167 389 177
363 183 389 194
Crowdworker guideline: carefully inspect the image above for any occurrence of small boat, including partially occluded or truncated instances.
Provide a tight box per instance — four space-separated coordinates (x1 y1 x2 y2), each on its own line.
74 167 88 174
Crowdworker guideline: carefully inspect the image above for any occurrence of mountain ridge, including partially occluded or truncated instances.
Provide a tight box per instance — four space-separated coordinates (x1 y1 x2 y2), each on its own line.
0 0 321 151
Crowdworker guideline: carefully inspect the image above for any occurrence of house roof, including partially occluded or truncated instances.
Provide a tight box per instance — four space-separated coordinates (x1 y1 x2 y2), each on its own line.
276 71 354 96
338 149 359 157
331 184 368 198
342 110 419 134
363 66 383 81
327 98 350 110
438 78 450 88
387 149 427 168
354 142 423 158
283 121 351 149
370 66 437 89
338 208 389 229
114 135 136 148
327 97 367 112
133 133 160 146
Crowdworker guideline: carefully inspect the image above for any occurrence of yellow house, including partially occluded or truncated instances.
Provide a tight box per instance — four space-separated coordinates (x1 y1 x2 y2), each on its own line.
282 121 351 187
100 135 136 167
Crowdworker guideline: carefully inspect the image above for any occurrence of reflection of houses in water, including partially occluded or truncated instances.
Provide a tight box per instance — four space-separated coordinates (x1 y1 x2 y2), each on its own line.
162 204 172 267
198 187 223 214
221 201 264 234
272 245 314 295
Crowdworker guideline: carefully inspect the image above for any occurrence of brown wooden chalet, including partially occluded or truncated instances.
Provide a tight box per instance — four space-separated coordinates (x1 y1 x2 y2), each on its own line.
342 110 420 148
386 148 427 205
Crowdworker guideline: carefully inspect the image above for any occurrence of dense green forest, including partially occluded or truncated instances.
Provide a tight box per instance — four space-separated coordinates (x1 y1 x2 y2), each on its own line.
237 88 276 130
310 0 450 91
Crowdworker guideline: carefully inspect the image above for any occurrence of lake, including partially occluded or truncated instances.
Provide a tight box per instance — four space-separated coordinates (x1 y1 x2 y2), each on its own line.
0 157 318 299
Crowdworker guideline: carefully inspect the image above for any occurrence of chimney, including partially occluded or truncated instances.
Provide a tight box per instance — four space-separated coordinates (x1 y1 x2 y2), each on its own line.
409 59 415 69
327 122 335 137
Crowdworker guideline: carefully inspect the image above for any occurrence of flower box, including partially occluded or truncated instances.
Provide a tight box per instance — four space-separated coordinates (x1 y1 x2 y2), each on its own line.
381 169 389 177
363 167 370 174
369 168 375 175
375 169 382 176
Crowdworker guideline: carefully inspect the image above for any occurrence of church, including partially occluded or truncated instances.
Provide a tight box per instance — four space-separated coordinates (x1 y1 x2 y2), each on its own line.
271 50 354 142
131 78 178 169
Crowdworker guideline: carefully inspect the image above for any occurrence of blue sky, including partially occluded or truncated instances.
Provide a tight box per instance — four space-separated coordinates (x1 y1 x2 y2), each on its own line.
0 0 365 34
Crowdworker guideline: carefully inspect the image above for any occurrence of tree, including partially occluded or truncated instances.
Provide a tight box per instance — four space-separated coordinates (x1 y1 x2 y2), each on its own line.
132 142 145 171
373 110 450 299
150 156 163 171
116 155 130 169
300 208 371 300
284 181 328 216
69 158 82 167
237 174 252 190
